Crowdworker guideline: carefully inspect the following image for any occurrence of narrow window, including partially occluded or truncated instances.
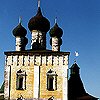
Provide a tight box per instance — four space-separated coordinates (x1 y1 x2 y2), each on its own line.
16 69 26 90
47 69 57 91
49 77 53 90
19 77 23 89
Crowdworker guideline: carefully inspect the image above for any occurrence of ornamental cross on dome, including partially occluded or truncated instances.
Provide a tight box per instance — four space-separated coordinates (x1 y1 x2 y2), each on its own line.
38 0 40 7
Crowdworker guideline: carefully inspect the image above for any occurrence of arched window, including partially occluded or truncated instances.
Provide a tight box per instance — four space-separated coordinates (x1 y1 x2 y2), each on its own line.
16 69 26 90
47 69 57 91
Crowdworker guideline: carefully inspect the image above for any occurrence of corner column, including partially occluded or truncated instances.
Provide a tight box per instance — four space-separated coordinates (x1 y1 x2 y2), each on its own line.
4 65 11 100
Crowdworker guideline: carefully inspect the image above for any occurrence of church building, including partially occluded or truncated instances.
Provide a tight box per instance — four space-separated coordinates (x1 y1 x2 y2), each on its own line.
2 1 99 100
4 1 69 100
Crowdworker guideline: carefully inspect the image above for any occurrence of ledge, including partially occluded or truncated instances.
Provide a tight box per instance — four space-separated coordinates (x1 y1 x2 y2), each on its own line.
4 49 70 56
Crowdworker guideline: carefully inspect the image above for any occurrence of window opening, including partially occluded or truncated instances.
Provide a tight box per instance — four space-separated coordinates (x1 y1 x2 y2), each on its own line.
16 69 26 90
47 69 57 91
19 77 23 89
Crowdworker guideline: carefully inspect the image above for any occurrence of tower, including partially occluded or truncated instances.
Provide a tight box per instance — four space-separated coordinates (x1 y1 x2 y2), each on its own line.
49 22 63 51
68 62 98 100
12 19 28 51
28 4 50 50
4 1 70 100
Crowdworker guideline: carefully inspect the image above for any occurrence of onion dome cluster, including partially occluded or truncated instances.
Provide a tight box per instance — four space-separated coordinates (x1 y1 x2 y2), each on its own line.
12 22 28 49
28 7 50 33
49 23 63 46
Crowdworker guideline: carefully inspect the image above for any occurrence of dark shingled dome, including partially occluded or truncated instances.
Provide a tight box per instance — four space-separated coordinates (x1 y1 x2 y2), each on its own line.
28 7 50 33
49 23 63 38
13 23 27 37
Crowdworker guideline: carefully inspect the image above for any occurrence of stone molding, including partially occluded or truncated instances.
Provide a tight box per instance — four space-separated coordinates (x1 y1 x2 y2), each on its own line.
5 54 69 67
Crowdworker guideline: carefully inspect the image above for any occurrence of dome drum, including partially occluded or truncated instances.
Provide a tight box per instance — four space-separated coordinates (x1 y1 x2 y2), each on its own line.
31 30 46 50
50 38 62 46
50 37 62 51
15 36 28 51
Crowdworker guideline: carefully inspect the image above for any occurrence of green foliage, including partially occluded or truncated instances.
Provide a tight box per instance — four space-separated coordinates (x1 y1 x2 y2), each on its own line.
0 82 4 93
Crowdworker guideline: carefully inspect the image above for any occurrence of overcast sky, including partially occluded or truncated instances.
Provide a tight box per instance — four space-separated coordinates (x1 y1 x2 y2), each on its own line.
0 0 100 98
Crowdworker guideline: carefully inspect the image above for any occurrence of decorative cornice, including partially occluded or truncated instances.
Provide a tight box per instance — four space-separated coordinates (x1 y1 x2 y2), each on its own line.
5 53 69 66
4 50 70 56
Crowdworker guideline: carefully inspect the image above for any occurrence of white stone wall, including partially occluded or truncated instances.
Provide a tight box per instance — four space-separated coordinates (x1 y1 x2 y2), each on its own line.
34 65 40 98
62 66 68 100
16 37 22 51
52 37 60 51
6 54 68 67
4 52 69 100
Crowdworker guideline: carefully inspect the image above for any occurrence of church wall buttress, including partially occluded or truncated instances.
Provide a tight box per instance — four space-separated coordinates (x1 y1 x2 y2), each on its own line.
34 65 40 98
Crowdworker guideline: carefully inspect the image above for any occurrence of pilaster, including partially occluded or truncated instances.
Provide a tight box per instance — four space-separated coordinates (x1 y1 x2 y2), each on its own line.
4 65 11 100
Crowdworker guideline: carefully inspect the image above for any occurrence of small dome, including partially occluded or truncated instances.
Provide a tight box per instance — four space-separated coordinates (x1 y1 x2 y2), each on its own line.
49 23 63 38
13 23 27 37
28 7 50 33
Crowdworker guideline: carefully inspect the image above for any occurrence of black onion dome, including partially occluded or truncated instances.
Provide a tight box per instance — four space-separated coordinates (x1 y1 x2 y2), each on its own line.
13 23 27 37
49 23 63 38
28 7 50 33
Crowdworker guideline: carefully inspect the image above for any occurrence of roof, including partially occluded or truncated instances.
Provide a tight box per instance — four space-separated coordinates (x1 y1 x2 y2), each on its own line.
49 23 63 38
13 23 27 37
70 63 80 69
28 7 50 32
4 50 70 56
77 94 98 100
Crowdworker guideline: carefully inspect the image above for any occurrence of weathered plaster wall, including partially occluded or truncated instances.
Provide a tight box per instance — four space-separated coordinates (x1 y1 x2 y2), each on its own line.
4 52 69 100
